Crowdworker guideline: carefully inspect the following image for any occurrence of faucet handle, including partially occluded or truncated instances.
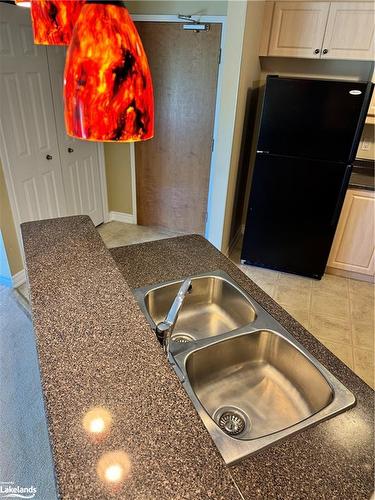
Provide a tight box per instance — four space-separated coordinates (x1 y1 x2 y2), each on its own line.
156 278 193 354
166 279 192 322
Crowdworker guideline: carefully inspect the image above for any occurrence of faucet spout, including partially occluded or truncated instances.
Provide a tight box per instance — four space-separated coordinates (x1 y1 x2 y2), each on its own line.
156 278 192 354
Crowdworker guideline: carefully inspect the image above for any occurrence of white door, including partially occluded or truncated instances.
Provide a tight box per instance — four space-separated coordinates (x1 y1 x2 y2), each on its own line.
0 3 67 223
46 46 104 226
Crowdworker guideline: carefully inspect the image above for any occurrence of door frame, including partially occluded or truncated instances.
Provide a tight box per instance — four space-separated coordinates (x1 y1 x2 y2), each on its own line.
131 14 227 237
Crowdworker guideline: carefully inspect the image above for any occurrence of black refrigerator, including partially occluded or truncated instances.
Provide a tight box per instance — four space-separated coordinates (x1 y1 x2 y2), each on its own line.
241 75 373 279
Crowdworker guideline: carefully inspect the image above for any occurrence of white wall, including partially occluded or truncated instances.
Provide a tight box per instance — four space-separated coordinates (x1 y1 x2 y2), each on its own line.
205 0 249 248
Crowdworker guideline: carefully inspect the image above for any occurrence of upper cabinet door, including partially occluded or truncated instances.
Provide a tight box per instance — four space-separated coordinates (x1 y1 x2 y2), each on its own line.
322 2 375 61
268 2 330 58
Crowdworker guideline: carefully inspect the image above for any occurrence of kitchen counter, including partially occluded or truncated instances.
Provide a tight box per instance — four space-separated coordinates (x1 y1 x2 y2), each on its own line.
21 216 374 500
350 159 374 191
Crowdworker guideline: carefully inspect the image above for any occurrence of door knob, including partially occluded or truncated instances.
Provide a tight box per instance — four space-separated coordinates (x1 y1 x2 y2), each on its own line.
68 147 74 153
314 49 320 54
322 49 328 54
46 154 52 160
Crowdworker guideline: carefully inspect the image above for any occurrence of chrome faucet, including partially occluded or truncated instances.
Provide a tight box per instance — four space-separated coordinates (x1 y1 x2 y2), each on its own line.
156 278 192 355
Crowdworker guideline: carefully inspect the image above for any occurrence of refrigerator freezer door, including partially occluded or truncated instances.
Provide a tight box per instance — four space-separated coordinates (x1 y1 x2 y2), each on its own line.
257 77 371 163
241 154 351 279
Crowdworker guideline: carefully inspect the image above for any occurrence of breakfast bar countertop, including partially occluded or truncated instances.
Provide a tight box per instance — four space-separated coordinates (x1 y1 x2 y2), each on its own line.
21 216 374 500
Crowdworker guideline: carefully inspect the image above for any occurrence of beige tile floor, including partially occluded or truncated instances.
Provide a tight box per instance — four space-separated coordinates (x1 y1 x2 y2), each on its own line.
97 220 182 248
19 221 375 389
230 240 375 389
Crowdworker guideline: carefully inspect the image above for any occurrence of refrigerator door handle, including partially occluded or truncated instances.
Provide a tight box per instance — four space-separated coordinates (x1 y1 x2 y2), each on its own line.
330 165 352 227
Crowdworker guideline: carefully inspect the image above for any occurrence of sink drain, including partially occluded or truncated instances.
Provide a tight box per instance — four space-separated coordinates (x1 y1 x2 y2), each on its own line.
171 333 195 343
214 407 249 436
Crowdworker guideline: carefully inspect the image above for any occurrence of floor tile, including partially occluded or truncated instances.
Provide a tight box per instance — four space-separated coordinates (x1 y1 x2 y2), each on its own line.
274 283 311 311
240 266 278 289
350 293 375 323
353 348 374 388
281 306 310 329
351 319 374 351
98 221 181 248
310 291 350 320
318 340 354 370
308 313 352 344
349 279 375 300
278 271 313 291
312 273 349 298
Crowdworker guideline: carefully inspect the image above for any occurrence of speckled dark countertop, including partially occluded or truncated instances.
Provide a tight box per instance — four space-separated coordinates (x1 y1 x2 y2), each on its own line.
21 216 374 500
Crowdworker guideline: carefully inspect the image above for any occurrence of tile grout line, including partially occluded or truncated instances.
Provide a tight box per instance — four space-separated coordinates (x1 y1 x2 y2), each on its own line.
346 277 356 370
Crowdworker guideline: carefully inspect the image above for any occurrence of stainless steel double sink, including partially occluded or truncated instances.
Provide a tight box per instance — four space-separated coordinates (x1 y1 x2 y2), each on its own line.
133 270 355 464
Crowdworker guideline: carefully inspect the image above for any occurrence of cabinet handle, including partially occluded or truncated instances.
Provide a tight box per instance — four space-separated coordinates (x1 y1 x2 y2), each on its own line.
314 49 320 54
322 48 328 54
46 154 52 160
68 148 74 153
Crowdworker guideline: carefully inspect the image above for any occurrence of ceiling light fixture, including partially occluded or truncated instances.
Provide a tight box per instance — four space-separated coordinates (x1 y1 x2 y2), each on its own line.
64 1 154 142
30 0 85 45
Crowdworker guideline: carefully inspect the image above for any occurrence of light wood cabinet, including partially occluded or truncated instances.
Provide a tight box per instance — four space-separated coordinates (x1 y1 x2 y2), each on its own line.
268 2 330 58
328 189 374 277
322 2 375 60
263 1 375 61
365 91 375 125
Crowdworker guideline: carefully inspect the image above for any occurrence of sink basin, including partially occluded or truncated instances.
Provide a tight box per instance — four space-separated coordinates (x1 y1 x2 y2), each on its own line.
141 274 256 342
186 330 333 440
133 270 356 464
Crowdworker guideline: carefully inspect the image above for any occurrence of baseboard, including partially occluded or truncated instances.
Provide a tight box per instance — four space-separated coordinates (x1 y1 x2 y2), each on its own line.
12 269 26 288
326 266 374 283
109 211 136 224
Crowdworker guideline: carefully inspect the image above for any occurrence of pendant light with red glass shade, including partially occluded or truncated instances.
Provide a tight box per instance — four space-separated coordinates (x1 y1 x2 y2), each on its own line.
30 0 85 45
64 1 154 142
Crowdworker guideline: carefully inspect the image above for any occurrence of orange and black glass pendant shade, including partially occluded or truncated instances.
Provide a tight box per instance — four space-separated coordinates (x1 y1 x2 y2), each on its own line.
30 0 85 45
64 1 154 142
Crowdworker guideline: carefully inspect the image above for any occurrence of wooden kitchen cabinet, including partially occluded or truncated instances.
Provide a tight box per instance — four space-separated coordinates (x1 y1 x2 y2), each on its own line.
268 2 330 58
365 91 375 125
263 1 375 61
322 2 375 61
328 189 374 277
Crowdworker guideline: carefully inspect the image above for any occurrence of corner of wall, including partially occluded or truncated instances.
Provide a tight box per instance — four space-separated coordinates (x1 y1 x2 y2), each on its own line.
0 161 23 277
220 0 266 254
104 143 134 216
